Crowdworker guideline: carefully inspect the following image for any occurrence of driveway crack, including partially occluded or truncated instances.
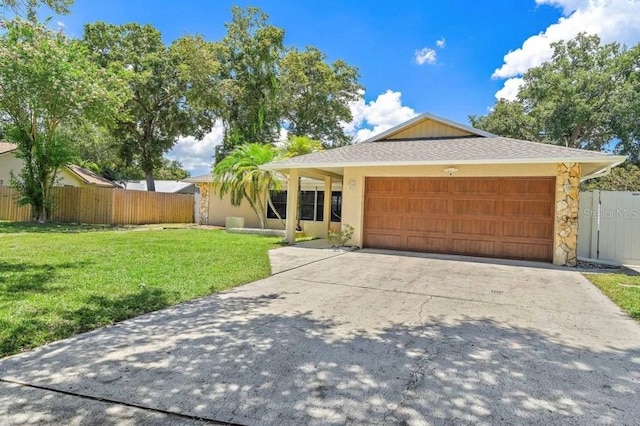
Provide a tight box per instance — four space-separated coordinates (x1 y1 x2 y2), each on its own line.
418 297 433 322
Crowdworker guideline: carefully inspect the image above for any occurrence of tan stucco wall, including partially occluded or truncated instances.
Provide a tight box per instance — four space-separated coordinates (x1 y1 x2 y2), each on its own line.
205 182 342 238
341 163 559 248
208 187 262 228
0 152 86 187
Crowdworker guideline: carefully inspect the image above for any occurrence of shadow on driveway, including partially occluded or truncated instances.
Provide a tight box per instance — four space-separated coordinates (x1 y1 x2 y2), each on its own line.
1 288 638 425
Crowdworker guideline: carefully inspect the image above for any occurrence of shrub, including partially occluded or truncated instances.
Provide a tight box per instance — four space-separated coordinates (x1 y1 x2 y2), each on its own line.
328 224 354 248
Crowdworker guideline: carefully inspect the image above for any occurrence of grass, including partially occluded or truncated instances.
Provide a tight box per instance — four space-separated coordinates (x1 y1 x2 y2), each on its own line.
584 273 640 321
0 222 280 357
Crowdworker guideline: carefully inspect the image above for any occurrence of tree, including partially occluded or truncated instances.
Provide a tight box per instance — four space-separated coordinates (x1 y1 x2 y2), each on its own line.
0 19 124 222
582 163 640 191
469 99 541 142
610 44 640 165
0 0 72 20
279 47 362 146
212 143 283 229
215 6 284 156
83 22 211 191
474 34 637 152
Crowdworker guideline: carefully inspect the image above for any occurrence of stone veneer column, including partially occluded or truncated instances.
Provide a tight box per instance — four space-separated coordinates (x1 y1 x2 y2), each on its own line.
553 162 581 266
197 183 210 225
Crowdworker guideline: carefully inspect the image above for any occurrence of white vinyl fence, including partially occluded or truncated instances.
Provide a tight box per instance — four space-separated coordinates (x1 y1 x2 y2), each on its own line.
578 190 640 265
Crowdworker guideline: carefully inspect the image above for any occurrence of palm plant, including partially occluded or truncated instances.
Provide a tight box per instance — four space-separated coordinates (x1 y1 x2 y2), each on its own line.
213 143 284 229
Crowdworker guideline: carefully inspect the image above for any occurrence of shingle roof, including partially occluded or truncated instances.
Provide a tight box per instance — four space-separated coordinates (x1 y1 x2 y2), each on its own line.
66 164 119 188
263 137 626 169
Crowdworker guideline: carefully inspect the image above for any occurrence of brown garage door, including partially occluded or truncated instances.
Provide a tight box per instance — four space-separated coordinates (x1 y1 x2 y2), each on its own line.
363 177 555 262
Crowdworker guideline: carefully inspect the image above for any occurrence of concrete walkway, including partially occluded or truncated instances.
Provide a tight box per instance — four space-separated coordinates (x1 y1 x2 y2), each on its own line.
2 248 639 425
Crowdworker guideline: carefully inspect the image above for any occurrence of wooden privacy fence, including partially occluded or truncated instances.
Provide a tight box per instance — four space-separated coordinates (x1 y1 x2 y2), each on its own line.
578 190 640 265
0 186 194 225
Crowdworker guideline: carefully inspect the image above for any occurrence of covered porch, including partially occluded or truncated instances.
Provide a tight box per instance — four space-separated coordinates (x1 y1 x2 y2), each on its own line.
281 168 344 243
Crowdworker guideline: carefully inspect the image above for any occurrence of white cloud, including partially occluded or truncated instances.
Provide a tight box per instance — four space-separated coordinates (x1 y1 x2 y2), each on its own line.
343 90 418 142
436 37 446 48
414 47 437 65
494 77 525 101
167 122 224 177
493 0 640 98
56 21 66 28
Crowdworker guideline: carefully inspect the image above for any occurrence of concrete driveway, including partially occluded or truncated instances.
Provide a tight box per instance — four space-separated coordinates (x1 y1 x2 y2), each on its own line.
1 247 640 425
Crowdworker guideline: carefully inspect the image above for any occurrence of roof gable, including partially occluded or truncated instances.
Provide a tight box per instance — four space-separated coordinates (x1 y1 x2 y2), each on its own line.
363 112 496 142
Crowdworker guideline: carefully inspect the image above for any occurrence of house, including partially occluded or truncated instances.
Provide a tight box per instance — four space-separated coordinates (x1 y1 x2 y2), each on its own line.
256 113 626 266
0 142 119 188
123 180 196 194
186 174 343 238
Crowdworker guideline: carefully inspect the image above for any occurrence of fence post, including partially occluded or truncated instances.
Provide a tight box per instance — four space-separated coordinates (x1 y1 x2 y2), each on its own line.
591 189 600 259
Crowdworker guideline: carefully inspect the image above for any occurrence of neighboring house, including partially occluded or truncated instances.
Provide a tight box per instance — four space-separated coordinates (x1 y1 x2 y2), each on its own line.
0 142 119 188
257 113 626 266
123 180 196 194
186 174 343 238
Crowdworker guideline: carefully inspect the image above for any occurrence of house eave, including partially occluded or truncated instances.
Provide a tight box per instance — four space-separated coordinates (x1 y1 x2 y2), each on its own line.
262 156 628 171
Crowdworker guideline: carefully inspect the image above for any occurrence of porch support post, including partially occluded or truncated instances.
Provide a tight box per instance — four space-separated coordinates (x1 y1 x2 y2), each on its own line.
323 176 332 238
285 169 299 244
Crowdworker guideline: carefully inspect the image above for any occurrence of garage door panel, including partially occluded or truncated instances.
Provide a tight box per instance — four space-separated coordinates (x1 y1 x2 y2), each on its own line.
502 178 556 195
503 200 553 217
365 197 405 214
407 235 449 252
368 178 406 193
452 238 496 256
503 222 553 239
409 179 448 193
502 241 551 261
365 215 405 231
407 217 448 233
407 198 448 214
364 177 554 262
454 199 497 216
365 233 404 249
453 219 497 236
453 179 500 195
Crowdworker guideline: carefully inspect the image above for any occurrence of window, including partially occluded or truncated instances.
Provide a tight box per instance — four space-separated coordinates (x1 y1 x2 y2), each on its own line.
331 191 342 222
266 189 342 222
267 191 287 219
300 191 317 221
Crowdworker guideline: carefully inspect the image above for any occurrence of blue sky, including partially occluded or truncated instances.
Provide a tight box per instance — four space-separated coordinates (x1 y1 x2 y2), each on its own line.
51 0 640 175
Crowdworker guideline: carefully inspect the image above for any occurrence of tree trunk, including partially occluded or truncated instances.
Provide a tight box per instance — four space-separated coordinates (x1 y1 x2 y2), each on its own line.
145 170 156 192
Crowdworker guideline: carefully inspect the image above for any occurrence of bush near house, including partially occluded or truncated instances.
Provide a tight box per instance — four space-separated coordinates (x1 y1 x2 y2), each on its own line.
0 223 280 357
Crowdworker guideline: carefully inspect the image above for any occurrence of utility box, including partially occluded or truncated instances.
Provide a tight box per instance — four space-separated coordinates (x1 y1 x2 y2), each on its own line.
225 216 245 229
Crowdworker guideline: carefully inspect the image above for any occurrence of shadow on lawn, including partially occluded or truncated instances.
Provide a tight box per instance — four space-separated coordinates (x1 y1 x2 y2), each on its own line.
0 260 93 296
0 292 638 425
0 286 176 357
0 222 115 234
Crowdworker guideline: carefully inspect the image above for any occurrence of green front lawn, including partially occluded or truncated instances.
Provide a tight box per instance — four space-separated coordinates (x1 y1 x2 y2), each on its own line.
584 273 640 321
0 223 280 357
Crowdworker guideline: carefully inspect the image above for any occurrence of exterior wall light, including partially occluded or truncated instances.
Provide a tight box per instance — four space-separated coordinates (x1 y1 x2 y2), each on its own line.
563 179 572 193
349 179 356 190
444 167 458 176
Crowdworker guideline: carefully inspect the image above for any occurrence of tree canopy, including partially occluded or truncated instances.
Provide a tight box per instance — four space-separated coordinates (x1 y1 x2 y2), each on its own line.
185 6 362 159
0 0 72 20
472 33 640 156
0 18 124 222
82 22 212 191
